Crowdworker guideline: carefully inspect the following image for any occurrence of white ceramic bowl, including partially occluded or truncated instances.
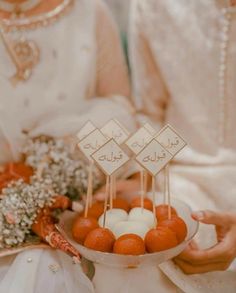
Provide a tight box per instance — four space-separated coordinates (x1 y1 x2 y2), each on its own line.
58 198 198 268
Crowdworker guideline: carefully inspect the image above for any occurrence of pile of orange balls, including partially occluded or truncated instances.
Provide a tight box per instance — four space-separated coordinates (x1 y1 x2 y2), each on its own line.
72 197 187 255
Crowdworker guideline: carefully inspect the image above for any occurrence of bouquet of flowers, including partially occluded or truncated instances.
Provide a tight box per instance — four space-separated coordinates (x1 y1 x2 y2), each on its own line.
0 136 100 258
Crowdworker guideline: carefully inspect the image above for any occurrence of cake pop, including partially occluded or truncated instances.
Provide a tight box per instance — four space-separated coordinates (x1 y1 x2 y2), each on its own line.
112 220 149 239
98 209 128 230
112 198 130 212
131 197 153 211
84 227 115 252
159 216 187 243
72 217 98 244
113 234 145 255
145 226 178 253
155 204 177 221
87 202 104 219
128 207 155 228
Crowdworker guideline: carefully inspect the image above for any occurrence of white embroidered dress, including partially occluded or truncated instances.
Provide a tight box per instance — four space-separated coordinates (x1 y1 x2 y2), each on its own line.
0 1 135 292
128 0 236 292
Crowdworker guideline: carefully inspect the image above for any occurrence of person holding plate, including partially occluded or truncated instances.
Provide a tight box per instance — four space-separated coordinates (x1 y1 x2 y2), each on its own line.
126 0 236 292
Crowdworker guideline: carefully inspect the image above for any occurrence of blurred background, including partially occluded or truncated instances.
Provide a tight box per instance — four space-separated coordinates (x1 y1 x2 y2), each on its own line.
105 0 130 33
104 0 130 63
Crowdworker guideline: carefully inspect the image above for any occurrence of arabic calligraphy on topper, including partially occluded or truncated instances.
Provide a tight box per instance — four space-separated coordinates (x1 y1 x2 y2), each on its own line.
92 139 130 176
142 150 167 163
136 139 173 176
125 127 153 154
100 119 129 145
78 129 107 160
98 151 124 163
156 125 187 156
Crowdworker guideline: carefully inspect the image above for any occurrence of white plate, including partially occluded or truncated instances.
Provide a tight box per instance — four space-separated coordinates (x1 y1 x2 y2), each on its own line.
58 198 199 268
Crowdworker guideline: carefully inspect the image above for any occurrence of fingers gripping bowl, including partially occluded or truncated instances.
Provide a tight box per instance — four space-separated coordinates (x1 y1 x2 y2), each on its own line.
58 197 199 268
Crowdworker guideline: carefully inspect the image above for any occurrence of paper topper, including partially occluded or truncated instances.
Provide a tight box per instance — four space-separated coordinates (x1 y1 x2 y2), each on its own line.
125 126 153 154
155 124 187 156
78 128 107 161
135 139 173 176
92 139 130 176
76 121 96 141
100 119 130 145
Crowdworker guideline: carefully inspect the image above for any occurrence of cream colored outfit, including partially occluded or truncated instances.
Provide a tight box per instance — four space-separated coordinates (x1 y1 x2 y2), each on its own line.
128 0 236 292
0 1 135 292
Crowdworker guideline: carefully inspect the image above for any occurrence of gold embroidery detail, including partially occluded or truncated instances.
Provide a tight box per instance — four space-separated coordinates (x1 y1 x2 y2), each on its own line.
0 0 74 85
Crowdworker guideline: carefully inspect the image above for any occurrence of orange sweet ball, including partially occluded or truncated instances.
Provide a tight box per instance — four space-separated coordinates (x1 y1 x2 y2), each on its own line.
87 202 104 219
84 227 115 252
85 199 130 219
113 234 145 255
155 204 178 221
112 198 130 212
145 226 178 253
72 217 98 244
131 197 153 211
159 216 187 243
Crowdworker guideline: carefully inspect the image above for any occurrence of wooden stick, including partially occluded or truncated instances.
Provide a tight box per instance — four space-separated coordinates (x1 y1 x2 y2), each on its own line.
84 161 93 217
140 169 144 211
103 175 110 228
84 178 90 218
164 166 167 204
144 170 148 198
166 164 171 220
152 176 157 226
103 175 110 213
109 174 114 210
113 174 117 200
88 161 94 208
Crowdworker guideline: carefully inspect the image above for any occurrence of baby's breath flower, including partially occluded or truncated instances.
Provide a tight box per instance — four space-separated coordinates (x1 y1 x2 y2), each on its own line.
0 136 101 249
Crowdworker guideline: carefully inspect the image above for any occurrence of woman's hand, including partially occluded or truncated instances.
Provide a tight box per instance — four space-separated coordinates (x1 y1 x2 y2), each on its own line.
95 173 141 202
174 210 236 274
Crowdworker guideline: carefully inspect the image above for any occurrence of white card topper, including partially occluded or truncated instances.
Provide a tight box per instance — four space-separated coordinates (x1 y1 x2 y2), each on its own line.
92 139 130 176
136 139 173 176
78 129 107 160
125 127 153 154
113 118 130 135
155 124 187 156
100 119 129 145
76 121 96 141
143 122 156 136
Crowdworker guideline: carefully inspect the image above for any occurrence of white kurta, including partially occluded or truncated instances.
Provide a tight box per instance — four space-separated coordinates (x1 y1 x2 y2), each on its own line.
0 1 135 292
0 0 135 163
128 0 236 292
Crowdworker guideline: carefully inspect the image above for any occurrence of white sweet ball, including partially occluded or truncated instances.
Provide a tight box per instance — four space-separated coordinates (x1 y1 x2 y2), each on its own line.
112 220 150 239
98 208 128 230
128 207 155 228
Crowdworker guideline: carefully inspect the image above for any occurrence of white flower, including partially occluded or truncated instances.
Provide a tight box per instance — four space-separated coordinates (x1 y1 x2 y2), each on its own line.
0 136 101 249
